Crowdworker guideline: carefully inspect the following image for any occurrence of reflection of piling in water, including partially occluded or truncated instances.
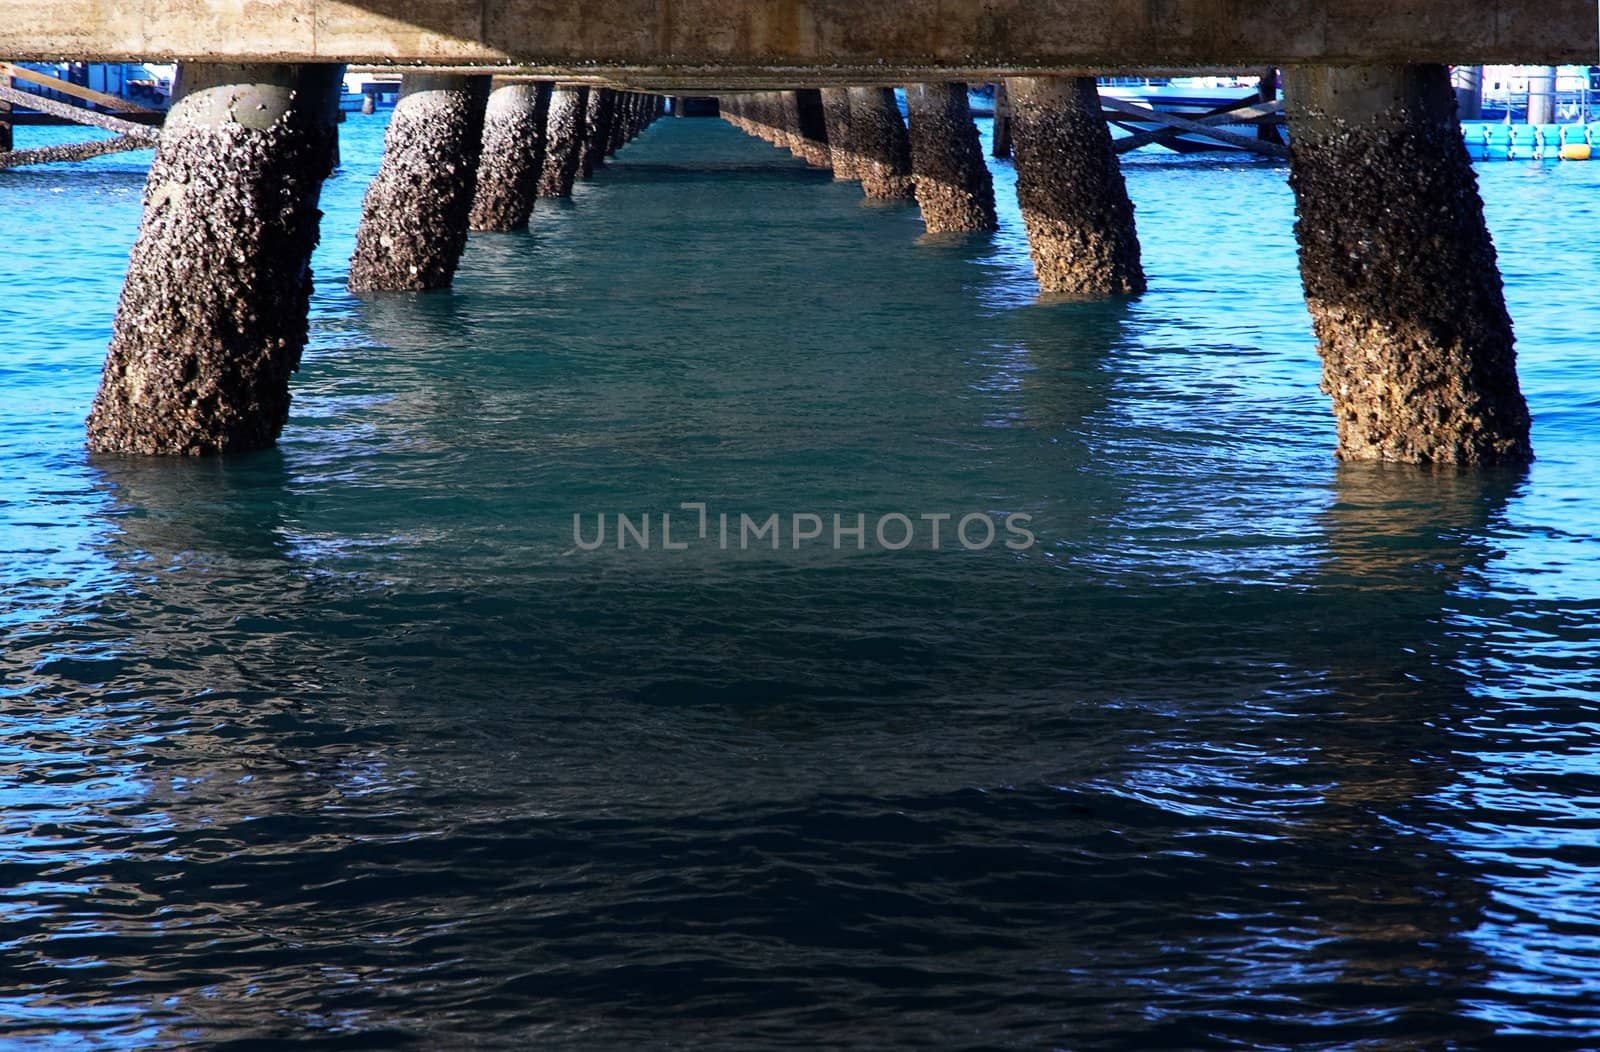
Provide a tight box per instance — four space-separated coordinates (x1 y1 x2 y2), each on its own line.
1281 461 1520 1015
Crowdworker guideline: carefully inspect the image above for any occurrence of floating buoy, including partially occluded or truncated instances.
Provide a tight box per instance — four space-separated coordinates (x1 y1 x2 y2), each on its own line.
1560 143 1592 161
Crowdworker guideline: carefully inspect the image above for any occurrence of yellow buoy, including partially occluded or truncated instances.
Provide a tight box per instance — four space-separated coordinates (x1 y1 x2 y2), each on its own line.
1560 143 1592 161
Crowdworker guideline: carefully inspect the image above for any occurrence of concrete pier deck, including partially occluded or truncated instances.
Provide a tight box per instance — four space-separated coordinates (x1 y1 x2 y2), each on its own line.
0 2 1589 74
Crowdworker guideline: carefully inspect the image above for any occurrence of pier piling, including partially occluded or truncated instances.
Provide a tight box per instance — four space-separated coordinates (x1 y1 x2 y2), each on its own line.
347 73 490 292
792 89 832 169
579 87 613 178
821 88 860 180
845 87 915 200
86 63 342 455
469 81 552 232
905 83 997 232
1007 76 1144 297
538 85 588 198
1286 64 1531 464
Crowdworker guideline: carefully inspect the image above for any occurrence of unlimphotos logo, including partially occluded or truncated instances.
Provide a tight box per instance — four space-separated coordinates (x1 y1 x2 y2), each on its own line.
571 503 1035 553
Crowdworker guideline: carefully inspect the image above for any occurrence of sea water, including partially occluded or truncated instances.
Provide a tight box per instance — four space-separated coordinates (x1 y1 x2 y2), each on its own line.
2 115 1599 1047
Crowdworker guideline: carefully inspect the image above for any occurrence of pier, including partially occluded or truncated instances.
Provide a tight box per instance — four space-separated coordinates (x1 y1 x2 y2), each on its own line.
8 6 1600 1046
4 1 1596 462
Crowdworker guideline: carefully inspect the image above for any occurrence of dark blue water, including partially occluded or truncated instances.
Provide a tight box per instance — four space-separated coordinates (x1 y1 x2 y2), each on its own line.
3 115 1600 1048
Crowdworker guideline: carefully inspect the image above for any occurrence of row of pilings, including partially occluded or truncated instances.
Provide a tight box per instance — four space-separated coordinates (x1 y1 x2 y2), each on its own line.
84 69 1530 469
87 76 661 456
719 78 1529 464
723 84 1135 294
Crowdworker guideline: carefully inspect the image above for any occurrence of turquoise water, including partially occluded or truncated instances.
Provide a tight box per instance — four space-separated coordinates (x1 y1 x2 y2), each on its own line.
3 115 1600 1047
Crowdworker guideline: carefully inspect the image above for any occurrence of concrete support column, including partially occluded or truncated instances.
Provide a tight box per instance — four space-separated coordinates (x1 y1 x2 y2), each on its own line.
1 98 13 153
1285 65 1531 465
762 93 787 146
538 85 588 198
347 73 490 292
727 95 748 131
992 81 1013 159
619 94 635 141
1257 68 1285 145
820 88 859 179
905 83 997 232
792 89 832 168
845 87 915 199
1527 66 1557 125
85 63 343 455
1007 76 1144 297
778 91 808 159
469 81 552 232
1454 66 1483 121
757 93 781 143
579 87 613 178
608 93 630 154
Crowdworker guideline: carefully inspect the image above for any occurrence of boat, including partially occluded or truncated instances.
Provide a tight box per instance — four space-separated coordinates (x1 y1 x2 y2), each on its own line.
1097 76 1268 153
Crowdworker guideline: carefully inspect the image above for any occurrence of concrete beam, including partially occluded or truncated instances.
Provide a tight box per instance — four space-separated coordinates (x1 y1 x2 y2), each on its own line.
0 2 1591 69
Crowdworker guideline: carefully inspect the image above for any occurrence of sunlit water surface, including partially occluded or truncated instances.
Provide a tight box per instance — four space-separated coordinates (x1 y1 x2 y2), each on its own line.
2 116 1599 1049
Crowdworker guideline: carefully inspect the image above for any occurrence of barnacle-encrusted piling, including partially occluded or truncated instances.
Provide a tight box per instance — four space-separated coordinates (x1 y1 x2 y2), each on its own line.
469 82 552 232
607 92 631 154
905 83 996 232
778 91 809 159
821 88 859 180
846 87 915 199
86 63 343 455
579 87 613 178
992 81 1013 159
1286 64 1531 465
1007 76 1144 297
347 74 490 292
792 89 832 169
538 86 588 198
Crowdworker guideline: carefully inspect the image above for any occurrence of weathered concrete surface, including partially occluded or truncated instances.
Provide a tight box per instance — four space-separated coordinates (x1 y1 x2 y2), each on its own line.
579 86 613 177
757 93 786 146
607 91 631 153
86 63 341 455
6 1 1591 68
845 86 914 199
792 88 832 168
1007 76 1143 297
348 73 490 291
991 80 1013 158
905 83 996 232
538 85 587 197
469 81 551 231
1286 64 1531 465
820 88 859 180
778 91 809 158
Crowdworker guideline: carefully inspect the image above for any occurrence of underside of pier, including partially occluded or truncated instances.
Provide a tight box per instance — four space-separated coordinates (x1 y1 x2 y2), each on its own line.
0 1 1590 72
